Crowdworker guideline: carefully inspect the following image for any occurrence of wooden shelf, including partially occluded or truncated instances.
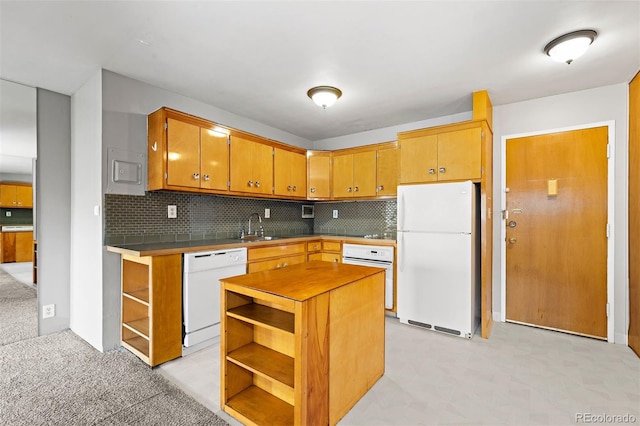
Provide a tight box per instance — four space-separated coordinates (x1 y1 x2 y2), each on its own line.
123 335 149 359
227 304 294 333
123 317 150 338
227 342 294 388
226 385 293 426
123 289 150 305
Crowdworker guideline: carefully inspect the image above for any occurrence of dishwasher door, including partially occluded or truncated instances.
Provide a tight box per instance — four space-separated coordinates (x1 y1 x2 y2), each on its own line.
183 248 247 347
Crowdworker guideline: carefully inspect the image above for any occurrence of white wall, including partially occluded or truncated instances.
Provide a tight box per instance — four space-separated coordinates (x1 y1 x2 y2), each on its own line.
492 84 629 344
0 79 36 176
36 88 71 336
70 71 104 350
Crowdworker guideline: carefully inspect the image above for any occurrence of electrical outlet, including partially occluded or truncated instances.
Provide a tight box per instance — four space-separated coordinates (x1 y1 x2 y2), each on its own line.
264 208 271 219
167 205 177 218
332 209 339 219
43 304 55 319
5 211 11 217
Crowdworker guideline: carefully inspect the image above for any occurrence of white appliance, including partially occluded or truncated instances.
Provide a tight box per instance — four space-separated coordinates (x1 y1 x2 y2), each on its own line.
397 181 480 338
342 244 394 309
183 247 247 348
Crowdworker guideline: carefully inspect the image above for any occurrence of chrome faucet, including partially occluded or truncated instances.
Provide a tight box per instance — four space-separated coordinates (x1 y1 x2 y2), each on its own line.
247 213 264 237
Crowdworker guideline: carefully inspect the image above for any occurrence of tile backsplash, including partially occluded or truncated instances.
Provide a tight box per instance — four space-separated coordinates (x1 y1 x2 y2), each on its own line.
0 208 33 225
104 192 397 245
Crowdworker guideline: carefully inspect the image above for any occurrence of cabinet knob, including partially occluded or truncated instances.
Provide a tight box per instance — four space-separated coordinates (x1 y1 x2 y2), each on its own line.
333 258 338 263
428 168 435 174
439 167 446 173
283 262 288 268
255 181 261 188
354 186 359 192
193 173 200 180
509 237 517 244
377 185 384 192
347 187 352 192
310 187 316 193
287 185 292 191
275 264 281 269
248 180 253 187
203 174 210 181
292 186 297 192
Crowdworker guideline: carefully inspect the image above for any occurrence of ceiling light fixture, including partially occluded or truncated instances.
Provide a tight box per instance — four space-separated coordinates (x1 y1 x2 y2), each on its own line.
307 86 342 109
544 29 597 64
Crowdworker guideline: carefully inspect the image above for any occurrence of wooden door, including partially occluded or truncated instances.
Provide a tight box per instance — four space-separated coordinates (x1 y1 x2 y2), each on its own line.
273 147 291 196
352 150 377 197
166 118 201 188
290 151 307 197
308 153 331 198
0 184 16 207
377 146 398 196
16 231 33 262
252 141 273 195
1 232 16 263
437 127 482 181
15 185 32 208
332 153 353 198
399 134 437 184
229 135 255 193
200 128 228 191
506 127 608 338
629 70 640 356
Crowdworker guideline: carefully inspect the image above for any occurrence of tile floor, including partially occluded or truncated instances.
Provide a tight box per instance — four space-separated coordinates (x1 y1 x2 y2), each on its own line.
157 318 640 426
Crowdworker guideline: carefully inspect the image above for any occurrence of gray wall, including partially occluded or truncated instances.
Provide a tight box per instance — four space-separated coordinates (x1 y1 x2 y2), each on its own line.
36 88 71 335
0 173 31 182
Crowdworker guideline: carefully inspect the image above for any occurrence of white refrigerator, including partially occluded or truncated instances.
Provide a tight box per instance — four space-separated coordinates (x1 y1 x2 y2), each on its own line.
396 180 480 338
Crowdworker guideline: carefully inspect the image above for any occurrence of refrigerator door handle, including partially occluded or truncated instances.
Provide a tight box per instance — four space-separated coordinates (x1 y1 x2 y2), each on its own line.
398 191 405 231
398 232 404 272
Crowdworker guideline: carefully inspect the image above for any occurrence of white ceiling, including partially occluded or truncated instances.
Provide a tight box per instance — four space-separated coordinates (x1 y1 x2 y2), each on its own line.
1 1 639 173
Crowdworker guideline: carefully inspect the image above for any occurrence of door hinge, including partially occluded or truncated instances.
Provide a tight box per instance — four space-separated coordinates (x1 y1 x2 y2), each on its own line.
164 173 168 181
606 143 610 158
272 149 275 156
481 131 485 139
164 122 168 130
606 303 610 317
502 210 509 220
606 223 610 238
481 166 485 175
227 180 230 188
227 136 230 145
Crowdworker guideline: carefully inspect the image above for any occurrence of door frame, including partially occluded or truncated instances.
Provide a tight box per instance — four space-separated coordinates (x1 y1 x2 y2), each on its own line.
500 121 615 342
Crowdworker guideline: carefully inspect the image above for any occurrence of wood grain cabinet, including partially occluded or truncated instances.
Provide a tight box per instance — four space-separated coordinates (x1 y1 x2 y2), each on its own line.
332 149 377 198
375 144 399 197
230 135 274 196
220 261 385 426
274 147 307 198
0 183 32 208
399 126 482 184
119 253 182 367
247 242 306 273
307 151 331 199
307 240 341 263
0 231 33 263
148 108 229 192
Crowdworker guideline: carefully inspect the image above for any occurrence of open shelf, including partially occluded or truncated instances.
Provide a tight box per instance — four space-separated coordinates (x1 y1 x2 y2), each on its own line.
227 385 293 426
227 342 294 388
122 335 150 359
227 304 294 333
123 289 150 305
123 317 150 338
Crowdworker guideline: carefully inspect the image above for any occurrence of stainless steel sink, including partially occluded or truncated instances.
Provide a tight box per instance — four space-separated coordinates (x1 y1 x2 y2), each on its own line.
237 235 280 242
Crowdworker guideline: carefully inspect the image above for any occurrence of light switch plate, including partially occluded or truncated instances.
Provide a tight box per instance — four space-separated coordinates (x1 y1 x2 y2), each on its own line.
5 211 10 217
264 208 271 219
168 205 177 218
333 209 338 219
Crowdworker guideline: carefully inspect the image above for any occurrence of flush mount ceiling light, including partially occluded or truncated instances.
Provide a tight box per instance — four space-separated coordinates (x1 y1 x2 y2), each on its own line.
307 86 342 109
544 29 597 64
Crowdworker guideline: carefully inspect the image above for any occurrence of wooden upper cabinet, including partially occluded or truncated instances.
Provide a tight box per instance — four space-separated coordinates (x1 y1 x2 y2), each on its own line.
200 128 230 191
399 125 482 184
274 148 306 198
229 135 273 195
352 150 377 197
148 108 230 193
332 152 354 198
0 183 33 208
376 145 398 196
307 151 331 199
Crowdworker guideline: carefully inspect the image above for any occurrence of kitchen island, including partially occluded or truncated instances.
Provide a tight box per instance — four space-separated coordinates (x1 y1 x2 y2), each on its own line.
220 260 385 426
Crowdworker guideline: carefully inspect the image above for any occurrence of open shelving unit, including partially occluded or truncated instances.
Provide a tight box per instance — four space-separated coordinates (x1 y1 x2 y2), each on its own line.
120 253 182 367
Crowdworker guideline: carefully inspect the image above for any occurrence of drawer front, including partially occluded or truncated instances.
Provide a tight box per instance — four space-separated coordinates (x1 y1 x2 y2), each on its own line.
248 243 305 261
322 241 341 252
248 254 306 273
306 241 322 252
308 252 323 262
320 253 341 263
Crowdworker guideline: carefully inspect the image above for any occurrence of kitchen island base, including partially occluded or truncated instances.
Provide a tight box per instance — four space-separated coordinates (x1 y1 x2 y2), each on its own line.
221 261 385 426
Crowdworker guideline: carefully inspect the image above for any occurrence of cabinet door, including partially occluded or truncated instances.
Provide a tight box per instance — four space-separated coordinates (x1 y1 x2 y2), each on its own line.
290 151 307 197
377 147 398 196
229 136 255 192
437 127 482 181
273 148 292 196
332 153 353 198
166 118 201 188
200 128 229 191
0 184 16 207
252 141 274 195
352 150 377 197
1 233 16 263
16 231 33 262
399 134 438 184
308 154 331 198
15 185 33 208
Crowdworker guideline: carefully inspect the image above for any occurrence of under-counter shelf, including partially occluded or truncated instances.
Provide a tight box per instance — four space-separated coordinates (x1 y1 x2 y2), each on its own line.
227 304 294 334
123 317 150 337
226 385 294 426
122 289 150 305
227 342 294 388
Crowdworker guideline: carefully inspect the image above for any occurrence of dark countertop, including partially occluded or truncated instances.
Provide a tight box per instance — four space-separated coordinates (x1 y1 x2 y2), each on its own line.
106 233 396 257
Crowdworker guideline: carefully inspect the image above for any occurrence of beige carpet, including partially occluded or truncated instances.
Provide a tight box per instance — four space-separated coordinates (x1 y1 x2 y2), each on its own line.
0 268 37 345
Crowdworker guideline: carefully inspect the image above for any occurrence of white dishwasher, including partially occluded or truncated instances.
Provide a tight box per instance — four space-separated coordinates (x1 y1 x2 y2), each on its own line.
183 247 247 348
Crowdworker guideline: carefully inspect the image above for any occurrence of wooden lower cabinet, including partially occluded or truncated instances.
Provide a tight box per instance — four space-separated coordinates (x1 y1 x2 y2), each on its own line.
221 261 385 426
307 240 341 263
247 242 306 273
120 253 182 367
1 231 33 263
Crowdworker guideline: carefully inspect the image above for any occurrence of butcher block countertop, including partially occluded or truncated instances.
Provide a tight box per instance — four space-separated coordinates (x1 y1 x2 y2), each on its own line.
106 234 395 257
221 260 385 302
